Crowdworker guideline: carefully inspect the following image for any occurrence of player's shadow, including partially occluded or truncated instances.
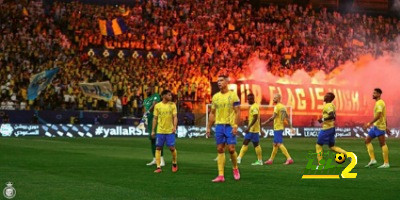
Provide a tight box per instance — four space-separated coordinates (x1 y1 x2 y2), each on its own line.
355 165 397 170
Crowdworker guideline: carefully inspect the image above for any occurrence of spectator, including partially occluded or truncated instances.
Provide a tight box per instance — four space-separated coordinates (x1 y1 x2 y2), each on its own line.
0 0 398 117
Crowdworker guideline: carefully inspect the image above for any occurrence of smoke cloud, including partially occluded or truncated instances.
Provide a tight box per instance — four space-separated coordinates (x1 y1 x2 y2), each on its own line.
244 38 400 126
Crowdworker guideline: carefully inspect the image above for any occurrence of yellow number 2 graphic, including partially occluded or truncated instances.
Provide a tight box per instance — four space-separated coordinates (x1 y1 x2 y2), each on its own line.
341 152 357 178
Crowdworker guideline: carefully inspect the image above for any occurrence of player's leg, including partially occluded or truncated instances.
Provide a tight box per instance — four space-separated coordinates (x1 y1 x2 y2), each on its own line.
315 144 323 165
226 125 240 180
265 143 278 165
251 133 263 165
154 134 166 173
279 143 293 165
377 131 389 168
365 128 377 167
316 129 327 165
329 144 347 154
328 128 347 154
147 120 164 166
265 130 281 165
167 134 178 172
214 146 229 161
238 133 251 164
147 117 156 165
265 131 282 164
213 125 226 182
228 144 240 180
147 136 157 165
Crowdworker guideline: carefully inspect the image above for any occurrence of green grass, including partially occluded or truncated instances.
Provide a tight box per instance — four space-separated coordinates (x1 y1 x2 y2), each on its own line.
0 137 399 199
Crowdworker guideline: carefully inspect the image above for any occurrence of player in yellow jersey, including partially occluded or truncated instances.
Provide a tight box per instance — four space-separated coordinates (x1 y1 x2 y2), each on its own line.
364 88 390 168
262 94 294 165
238 93 263 165
315 92 347 167
206 75 241 183
151 90 178 173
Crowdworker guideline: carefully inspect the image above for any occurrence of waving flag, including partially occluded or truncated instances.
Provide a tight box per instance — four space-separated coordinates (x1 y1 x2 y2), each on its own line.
22 7 29 16
98 18 128 36
28 68 59 100
79 81 113 101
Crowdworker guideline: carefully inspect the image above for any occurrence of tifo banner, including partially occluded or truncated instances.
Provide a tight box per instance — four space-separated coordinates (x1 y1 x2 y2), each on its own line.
1 124 399 138
28 67 59 100
79 81 113 101
229 80 372 116
86 47 176 59
226 80 399 126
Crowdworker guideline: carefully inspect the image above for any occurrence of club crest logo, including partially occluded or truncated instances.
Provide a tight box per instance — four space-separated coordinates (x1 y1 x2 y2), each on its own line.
3 182 16 199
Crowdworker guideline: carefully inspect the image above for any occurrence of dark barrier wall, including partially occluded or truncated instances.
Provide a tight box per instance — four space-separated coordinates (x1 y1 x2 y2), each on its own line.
0 110 130 125
0 110 192 126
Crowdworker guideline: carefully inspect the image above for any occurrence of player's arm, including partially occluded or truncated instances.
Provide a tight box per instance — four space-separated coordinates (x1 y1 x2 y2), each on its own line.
318 111 335 123
149 101 157 113
232 105 240 135
151 115 158 138
385 119 391 135
206 107 216 138
260 120 266 137
151 104 159 138
262 112 276 126
364 112 382 128
282 110 295 135
172 105 178 133
282 110 293 128
245 113 259 133
172 113 178 133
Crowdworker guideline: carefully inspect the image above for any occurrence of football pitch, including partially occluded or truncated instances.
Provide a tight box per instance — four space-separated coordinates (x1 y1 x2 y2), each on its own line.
0 137 399 200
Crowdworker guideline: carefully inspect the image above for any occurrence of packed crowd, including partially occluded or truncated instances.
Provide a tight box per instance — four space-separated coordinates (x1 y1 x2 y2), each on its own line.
1 0 399 114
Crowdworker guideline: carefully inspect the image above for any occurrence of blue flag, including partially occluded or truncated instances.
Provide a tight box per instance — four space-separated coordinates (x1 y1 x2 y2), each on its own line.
28 68 59 100
79 81 113 101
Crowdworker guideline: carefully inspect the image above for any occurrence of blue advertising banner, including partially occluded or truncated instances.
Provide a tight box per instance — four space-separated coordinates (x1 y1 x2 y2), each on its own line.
1 124 399 138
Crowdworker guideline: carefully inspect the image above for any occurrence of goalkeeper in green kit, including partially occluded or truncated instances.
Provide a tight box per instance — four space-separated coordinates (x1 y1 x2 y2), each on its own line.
142 86 165 166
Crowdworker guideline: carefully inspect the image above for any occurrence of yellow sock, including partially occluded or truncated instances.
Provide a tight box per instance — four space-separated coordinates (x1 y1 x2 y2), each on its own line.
238 145 248 159
366 143 375 161
255 145 262 161
316 144 323 164
269 146 278 161
330 146 347 154
230 151 238 169
382 144 389 164
172 149 177 164
155 150 161 168
217 153 225 176
279 144 291 160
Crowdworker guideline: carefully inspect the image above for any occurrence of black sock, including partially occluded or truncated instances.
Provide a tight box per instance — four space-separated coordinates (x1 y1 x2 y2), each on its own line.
173 164 177 167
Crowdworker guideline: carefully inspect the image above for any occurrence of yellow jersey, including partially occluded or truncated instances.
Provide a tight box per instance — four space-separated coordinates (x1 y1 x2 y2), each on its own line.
248 103 260 133
273 103 286 131
211 91 240 125
154 102 177 134
322 103 335 130
373 99 386 130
